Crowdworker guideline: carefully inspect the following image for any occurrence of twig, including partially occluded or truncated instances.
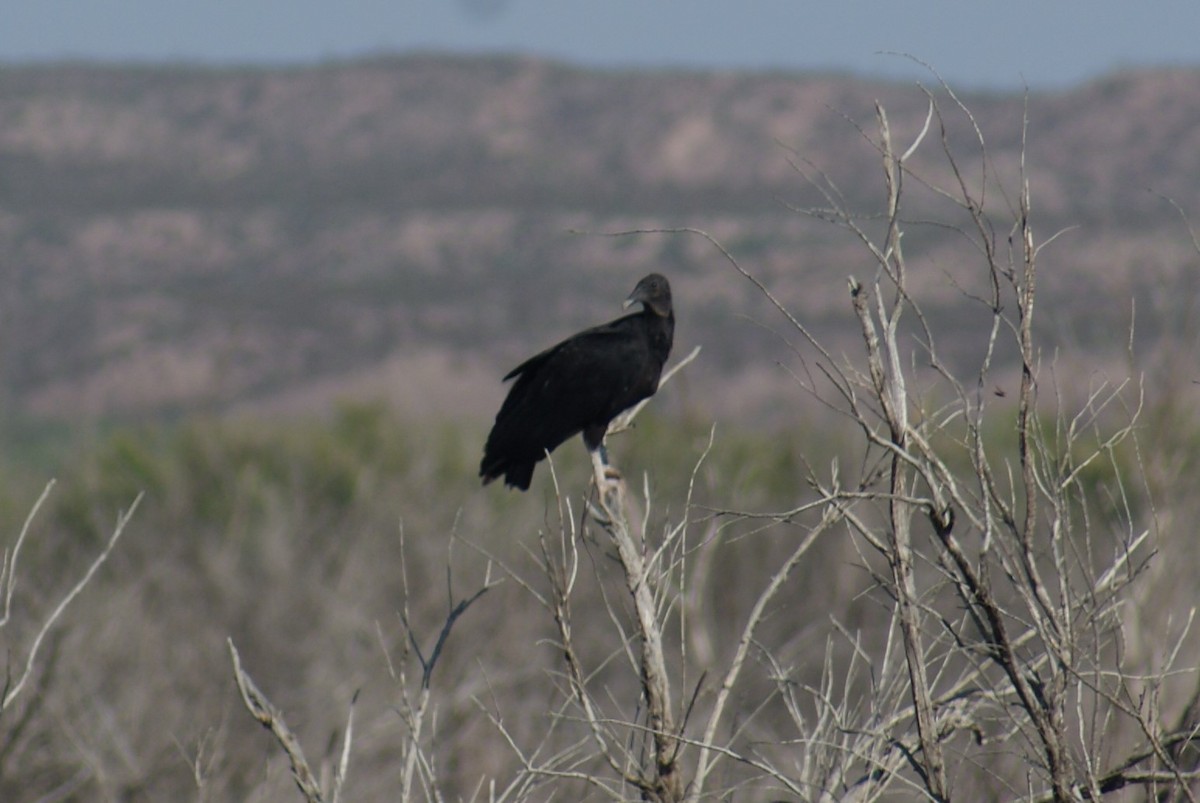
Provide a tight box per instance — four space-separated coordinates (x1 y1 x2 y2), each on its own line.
228 638 325 803
2 491 141 712
0 479 57 628
330 690 357 803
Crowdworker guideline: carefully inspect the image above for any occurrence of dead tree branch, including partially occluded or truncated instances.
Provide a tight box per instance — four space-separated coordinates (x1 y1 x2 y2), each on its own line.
1 486 141 714
228 638 327 803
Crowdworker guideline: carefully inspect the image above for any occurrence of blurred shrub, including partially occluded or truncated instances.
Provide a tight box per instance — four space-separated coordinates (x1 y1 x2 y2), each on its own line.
0 397 1187 801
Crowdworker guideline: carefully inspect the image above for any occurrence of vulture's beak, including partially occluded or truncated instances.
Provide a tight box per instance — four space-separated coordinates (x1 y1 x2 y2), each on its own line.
623 286 645 310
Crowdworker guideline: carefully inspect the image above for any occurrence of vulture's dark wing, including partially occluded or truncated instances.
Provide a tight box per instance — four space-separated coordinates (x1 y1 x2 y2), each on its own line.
480 272 674 491
481 316 660 490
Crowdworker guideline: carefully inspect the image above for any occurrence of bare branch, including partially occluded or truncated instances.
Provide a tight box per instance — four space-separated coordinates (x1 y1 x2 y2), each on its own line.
2 491 141 713
228 638 325 803
0 479 56 628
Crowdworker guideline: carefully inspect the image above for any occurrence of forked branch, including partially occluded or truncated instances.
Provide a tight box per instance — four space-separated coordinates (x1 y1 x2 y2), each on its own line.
1 486 141 714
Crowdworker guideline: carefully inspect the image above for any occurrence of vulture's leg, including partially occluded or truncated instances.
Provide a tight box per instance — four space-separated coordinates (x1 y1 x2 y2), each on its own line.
584 428 622 487
590 446 622 487
587 441 626 525
589 447 607 489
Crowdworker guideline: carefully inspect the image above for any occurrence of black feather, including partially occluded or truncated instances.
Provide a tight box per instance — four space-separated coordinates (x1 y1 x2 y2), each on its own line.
480 274 674 490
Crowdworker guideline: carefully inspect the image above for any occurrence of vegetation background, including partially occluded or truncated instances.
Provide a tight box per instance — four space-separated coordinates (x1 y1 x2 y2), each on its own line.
1 55 1199 800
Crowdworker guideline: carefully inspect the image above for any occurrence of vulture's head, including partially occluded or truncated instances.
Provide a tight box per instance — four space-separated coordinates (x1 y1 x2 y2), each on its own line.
624 273 673 318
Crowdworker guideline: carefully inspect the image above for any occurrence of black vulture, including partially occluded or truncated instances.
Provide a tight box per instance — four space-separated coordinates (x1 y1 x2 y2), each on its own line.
480 273 675 490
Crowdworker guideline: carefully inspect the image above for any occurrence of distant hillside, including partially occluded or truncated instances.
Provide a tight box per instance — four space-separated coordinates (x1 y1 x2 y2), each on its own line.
1 55 1198 425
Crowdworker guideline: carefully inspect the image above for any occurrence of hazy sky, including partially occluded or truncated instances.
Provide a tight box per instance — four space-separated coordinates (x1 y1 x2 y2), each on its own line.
4 1 1200 89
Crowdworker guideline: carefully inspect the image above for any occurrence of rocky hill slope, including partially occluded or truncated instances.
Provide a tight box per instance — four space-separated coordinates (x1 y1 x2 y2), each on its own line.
2 55 1197 424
